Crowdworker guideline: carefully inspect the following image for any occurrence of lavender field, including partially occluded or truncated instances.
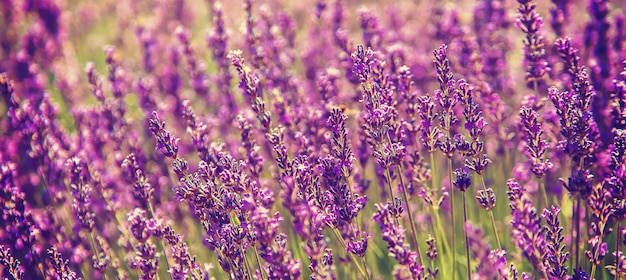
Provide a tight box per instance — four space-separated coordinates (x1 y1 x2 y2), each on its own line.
1 0 625 279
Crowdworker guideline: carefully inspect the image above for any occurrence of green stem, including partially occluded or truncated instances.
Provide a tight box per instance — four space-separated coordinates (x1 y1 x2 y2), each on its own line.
488 210 501 249
569 198 576 270
432 207 450 280
617 220 622 280
478 175 501 249
462 192 471 279
397 164 424 266
243 250 254 279
447 158 457 279
383 168 396 201
575 195 582 269
384 168 401 226
430 152 438 208
253 246 267 280
538 177 549 212
429 152 450 280
87 232 108 280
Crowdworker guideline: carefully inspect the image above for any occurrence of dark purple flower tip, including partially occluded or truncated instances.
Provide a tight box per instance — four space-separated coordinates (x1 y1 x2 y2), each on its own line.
433 44 452 87
425 235 437 261
476 188 496 211
453 167 471 192
148 111 180 159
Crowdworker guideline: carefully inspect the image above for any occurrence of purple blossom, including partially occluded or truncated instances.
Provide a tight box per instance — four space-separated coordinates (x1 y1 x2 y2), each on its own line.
47 247 80 280
476 188 496 211
520 106 553 178
541 206 569 278
372 202 423 280
452 168 471 192
516 0 549 88
121 153 154 206
507 178 547 273
65 157 95 231
3 1 626 279
148 111 180 159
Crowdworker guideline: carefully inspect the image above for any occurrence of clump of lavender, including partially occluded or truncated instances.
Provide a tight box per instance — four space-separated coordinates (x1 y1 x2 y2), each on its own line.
351 43 422 270
552 37 601 269
3 0 626 279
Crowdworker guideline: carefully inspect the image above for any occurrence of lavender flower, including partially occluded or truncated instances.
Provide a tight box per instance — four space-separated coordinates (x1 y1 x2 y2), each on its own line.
229 50 271 132
121 153 154 206
250 207 301 279
65 157 95 231
550 0 570 36
611 61 626 131
148 111 180 159
372 202 423 279
127 208 159 279
5 1 626 279
452 168 471 192
175 26 209 98
507 179 548 274
417 95 441 153
519 106 553 178
47 247 80 280
516 0 549 88
541 206 569 278
476 188 496 211
464 222 505 280
0 245 24 280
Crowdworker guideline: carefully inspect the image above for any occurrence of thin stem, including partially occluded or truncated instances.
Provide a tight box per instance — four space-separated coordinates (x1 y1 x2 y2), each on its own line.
538 177 549 212
331 228 371 280
430 151 450 280
384 168 396 200
462 192 471 279
432 208 450 280
430 152 438 205
87 232 108 280
383 168 400 225
447 158 457 279
591 224 607 278
575 195 582 269
569 198 576 270
479 175 502 249
397 164 424 266
488 211 501 249
360 254 370 280
148 203 172 277
243 250 254 279
225 256 236 280
253 246 267 280
617 220 622 280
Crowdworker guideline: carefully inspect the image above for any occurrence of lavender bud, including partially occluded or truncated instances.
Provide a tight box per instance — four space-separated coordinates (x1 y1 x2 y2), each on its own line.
452 168 471 192
476 188 496 211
